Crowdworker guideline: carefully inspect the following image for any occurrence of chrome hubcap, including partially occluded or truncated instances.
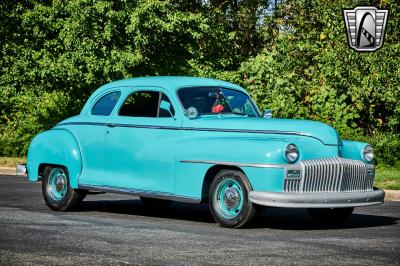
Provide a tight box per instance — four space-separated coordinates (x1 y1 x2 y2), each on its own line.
213 178 244 219
223 187 239 209
55 175 66 192
47 168 68 201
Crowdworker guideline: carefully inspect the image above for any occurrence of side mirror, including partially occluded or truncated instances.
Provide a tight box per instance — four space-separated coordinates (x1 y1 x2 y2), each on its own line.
159 100 174 119
263 109 272 118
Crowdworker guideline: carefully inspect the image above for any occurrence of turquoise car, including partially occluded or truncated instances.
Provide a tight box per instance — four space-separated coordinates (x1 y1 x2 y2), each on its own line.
17 76 384 228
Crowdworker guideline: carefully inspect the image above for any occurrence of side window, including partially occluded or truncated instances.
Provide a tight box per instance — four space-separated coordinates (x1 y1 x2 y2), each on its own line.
119 91 159 117
119 91 175 118
91 91 121 116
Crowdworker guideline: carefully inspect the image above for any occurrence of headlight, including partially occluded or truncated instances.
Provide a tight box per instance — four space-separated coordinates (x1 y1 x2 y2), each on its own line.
363 145 374 162
285 144 299 163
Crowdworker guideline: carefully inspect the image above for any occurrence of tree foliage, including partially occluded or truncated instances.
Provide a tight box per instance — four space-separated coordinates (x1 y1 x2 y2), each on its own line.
0 0 399 164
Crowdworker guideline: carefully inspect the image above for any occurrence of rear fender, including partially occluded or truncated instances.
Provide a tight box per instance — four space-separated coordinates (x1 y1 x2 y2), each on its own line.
26 128 82 188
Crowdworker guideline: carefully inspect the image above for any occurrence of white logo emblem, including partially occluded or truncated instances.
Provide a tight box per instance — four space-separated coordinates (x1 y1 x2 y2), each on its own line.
343 6 388 52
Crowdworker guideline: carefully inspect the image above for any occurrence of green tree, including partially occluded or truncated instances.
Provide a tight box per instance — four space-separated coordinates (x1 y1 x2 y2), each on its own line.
0 0 398 165
0 0 234 155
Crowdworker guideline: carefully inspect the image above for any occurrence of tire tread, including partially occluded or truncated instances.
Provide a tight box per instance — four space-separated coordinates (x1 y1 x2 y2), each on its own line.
42 166 85 211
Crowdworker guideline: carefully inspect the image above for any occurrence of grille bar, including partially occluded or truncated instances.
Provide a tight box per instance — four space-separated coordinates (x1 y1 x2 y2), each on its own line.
284 158 374 193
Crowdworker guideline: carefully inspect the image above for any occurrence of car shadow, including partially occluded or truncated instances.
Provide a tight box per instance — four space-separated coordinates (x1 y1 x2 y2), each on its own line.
74 199 215 223
253 207 399 230
73 199 399 230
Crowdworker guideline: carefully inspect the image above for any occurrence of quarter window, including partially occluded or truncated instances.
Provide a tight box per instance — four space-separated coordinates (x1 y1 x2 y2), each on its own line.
159 93 175 117
91 91 121 116
119 91 175 118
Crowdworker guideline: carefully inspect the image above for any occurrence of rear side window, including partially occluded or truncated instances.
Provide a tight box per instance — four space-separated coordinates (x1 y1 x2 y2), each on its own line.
91 91 121 116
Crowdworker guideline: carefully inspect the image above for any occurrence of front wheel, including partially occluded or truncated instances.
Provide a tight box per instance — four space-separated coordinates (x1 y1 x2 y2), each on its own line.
209 169 256 228
308 207 354 225
42 166 86 211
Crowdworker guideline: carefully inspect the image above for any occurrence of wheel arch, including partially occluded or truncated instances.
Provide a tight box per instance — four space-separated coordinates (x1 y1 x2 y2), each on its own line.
201 164 248 203
38 163 69 179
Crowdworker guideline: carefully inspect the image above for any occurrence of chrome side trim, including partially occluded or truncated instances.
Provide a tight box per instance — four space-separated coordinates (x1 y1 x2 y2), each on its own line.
180 160 293 169
56 122 332 145
249 188 385 208
78 184 201 204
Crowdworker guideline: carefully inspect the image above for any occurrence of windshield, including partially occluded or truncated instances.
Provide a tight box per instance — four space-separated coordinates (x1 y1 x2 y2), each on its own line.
177 87 259 117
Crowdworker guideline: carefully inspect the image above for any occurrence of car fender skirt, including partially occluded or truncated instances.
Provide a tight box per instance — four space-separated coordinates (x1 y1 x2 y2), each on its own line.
249 188 385 208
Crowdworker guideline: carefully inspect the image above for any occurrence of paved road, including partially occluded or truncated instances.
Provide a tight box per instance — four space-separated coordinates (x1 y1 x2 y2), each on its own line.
0 175 399 265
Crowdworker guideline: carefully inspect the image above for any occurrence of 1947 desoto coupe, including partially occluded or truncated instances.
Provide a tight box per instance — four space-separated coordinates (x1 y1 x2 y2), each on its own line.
17 76 384 228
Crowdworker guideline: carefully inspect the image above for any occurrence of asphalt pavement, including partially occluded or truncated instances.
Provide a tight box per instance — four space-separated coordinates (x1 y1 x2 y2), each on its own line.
0 174 399 265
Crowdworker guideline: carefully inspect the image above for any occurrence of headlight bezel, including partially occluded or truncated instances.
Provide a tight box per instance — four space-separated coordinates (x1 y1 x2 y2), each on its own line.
363 144 374 162
285 143 299 163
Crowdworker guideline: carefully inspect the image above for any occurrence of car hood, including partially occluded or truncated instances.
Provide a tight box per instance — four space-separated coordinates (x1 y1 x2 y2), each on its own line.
184 116 340 145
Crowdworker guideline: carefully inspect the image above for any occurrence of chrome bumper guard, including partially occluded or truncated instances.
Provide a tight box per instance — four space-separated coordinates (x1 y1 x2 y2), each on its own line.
16 164 27 176
249 188 385 208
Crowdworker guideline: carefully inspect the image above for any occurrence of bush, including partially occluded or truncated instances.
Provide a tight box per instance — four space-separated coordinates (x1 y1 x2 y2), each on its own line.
237 0 399 166
0 90 71 156
350 133 400 166
239 0 400 137
0 0 399 167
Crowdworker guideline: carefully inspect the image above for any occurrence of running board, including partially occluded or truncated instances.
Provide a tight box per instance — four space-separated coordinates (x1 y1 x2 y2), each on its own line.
78 184 201 204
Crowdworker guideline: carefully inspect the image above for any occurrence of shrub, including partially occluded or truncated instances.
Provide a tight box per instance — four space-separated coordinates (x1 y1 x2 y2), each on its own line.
350 133 400 166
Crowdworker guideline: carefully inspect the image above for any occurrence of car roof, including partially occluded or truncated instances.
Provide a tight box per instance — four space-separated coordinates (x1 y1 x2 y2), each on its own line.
97 76 246 93
80 76 248 115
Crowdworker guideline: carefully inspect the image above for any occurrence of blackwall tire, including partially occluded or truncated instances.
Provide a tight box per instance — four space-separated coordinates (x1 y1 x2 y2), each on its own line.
209 169 256 228
42 166 86 211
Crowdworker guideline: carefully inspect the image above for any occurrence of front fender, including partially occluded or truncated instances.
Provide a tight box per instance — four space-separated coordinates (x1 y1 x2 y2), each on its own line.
27 128 82 188
341 140 370 162
174 132 321 199
176 133 294 165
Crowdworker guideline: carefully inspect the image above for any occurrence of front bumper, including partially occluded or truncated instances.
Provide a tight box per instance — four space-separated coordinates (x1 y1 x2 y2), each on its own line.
249 188 385 208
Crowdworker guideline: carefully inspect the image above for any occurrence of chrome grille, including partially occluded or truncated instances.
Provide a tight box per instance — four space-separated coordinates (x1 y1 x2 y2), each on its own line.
283 178 302 193
284 158 374 193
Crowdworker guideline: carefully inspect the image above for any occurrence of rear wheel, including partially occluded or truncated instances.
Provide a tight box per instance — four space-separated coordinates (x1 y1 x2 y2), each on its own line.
42 166 86 211
308 207 354 225
209 169 256 228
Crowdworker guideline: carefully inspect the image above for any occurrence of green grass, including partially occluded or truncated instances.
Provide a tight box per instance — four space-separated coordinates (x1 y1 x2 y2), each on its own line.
0 157 399 190
0 157 26 167
375 164 400 190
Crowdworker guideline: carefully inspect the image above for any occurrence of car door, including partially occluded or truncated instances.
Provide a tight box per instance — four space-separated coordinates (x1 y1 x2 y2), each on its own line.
76 90 122 185
103 88 181 194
